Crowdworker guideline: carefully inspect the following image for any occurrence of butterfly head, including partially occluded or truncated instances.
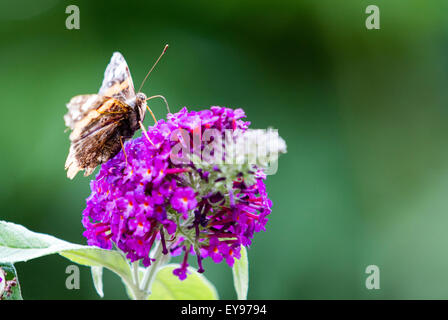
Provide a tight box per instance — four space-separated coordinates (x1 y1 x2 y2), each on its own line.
134 92 147 122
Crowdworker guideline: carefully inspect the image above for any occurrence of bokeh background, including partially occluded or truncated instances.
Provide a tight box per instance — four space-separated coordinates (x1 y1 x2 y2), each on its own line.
1 0 448 299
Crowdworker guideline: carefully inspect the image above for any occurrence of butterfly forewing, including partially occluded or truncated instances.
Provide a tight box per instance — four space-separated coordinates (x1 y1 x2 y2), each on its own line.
98 52 136 101
64 94 110 130
64 95 132 178
68 96 130 142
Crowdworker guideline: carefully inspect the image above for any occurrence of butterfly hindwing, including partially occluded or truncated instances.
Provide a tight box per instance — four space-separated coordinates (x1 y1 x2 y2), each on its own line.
66 120 125 179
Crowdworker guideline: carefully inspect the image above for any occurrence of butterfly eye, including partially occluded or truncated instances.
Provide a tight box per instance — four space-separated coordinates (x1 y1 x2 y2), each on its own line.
136 92 147 101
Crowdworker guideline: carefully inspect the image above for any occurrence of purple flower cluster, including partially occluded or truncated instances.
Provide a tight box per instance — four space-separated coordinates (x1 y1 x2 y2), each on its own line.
82 106 272 279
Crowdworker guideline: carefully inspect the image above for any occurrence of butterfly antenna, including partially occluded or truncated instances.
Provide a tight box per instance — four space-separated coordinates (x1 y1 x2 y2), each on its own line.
146 95 171 114
137 44 169 93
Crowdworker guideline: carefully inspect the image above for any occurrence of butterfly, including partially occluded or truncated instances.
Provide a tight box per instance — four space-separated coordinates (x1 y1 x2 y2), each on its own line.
64 47 169 179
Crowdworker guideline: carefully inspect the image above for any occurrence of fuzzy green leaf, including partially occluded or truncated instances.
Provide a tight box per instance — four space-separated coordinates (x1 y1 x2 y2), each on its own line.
148 264 218 300
0 221 132 293
232 246 249 300
91 266 104 298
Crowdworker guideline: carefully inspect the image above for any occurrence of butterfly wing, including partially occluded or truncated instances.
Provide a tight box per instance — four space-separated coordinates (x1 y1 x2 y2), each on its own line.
64 94 132 179
98 52 136 101
64 94 108 130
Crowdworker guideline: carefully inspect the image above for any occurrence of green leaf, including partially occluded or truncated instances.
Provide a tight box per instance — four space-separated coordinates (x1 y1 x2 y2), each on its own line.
232 246 249 300
91 266 104 298
0 221 132 293
59 249 131 280
0 263 23 300
148 264 218 300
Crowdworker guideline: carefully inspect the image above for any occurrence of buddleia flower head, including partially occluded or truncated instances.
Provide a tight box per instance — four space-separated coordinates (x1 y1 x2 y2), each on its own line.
82 106 286 279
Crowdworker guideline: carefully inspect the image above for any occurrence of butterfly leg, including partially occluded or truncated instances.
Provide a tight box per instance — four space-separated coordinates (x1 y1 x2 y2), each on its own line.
119 136 129 166
146 105 158 125
139 121 155 147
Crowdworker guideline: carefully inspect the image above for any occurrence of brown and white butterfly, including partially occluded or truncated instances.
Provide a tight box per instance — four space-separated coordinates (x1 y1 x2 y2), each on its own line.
64 47 168 179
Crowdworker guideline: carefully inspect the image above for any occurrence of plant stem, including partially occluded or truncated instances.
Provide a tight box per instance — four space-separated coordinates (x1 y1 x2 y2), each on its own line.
140 240 170 297
132 261 140 287
123 273 146 300
135 220 193 298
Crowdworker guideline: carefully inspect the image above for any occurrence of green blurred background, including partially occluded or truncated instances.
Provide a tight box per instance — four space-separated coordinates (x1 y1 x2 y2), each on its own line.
1 0 448 299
